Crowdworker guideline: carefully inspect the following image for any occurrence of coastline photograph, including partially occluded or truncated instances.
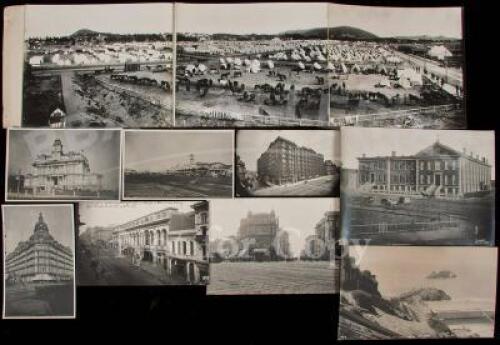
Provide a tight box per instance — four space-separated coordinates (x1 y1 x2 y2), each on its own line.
338 246 498 339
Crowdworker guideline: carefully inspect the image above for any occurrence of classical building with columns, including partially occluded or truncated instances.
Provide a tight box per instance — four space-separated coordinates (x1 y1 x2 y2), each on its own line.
112 201 209 284
22 138 102 195
5 213 74 283
357 141 492 198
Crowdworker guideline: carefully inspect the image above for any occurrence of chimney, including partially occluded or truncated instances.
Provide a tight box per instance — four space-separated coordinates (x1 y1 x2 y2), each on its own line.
482 157 486 163
362 153 366 158
392 151 396 157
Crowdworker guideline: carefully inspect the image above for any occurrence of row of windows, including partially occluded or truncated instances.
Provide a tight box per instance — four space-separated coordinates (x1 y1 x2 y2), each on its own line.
419 160 457 171
171 240 196 256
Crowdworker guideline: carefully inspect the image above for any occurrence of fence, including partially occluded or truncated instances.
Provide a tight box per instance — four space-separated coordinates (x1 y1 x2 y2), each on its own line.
330 104 460 127
351 219 459 236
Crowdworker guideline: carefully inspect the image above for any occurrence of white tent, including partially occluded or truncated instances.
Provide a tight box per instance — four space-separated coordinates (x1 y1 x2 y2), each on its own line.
325 62 335 71
234 58 242 66
340 63 348 74
244 58 251 66
185 64 196 73
219 57 226 65
267 60 275 69
313 62 322 70
196 64 207 73
297 62 305 70
226 57 234 64
428 45 452 61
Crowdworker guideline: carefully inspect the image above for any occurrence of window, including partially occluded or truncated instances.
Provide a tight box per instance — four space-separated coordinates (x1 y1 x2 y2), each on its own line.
452 175 456 185
444 161 449 170
427 161 432 170
190 241 195 256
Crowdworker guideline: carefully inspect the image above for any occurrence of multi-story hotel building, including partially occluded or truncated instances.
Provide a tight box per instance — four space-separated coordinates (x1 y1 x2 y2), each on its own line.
304 210 340 259
23 138 102 195
5 213 74 283
358 141 492 198
112 201 209 283
257 136 326 185
238 210 280 250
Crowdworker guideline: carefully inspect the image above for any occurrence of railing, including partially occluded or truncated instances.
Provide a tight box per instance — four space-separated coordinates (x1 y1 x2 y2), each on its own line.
330 104 460 127
176 105 329 127
351 220 459 235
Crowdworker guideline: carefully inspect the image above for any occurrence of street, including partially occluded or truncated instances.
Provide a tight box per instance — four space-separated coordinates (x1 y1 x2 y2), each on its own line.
253 175 339 196
208 260 338 295
78 244 184 286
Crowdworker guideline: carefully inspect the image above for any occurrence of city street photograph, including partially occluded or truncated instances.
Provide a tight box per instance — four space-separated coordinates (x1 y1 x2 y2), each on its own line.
77 201 209 286
175 2 330 127
3 204 75 318
338 246 498 339
235 129 340 197
22 4 174 128
6 129 121 201
123 130 233 199
327 4 465 128
207 198 339 295
340 127 495 245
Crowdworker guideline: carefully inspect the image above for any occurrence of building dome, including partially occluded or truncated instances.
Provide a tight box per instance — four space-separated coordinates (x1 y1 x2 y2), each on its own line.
30 213 54 242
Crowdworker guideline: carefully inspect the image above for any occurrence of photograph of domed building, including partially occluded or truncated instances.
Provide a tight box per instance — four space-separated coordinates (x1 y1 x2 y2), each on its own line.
6 128 121 201
2 204 75 318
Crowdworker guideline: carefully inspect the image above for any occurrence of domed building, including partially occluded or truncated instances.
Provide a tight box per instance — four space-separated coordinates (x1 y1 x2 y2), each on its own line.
5 213 74 283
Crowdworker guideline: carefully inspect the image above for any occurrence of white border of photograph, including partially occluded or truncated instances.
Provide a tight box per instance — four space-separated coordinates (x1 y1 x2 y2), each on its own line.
2 6 25 128
2 203 76 319
122 129 235 200
5 128 122 202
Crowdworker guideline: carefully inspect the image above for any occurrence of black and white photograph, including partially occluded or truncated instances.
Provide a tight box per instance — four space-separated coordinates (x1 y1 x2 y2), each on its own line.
77 201 209 286
2 204 76 319
6 128 121 201
341 127 495 245
338 246 498 339
208 198 339 295
175 2 330 127
22 4 173 128
327 4 465 128
235 129 340 197
123 130 233 199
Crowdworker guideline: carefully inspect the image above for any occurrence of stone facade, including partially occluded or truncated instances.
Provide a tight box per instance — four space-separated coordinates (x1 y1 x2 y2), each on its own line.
257 136 326 185
5 213 73 283
358 141 491 198
24 139 102 195
112 201 209 284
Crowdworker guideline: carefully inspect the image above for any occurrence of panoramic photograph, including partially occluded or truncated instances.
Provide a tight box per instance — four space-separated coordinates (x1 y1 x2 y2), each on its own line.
338 246 498 339
6 129 121 201
175 2 330 127
123 130 233 199
3 204 75 318
22 4 174 128
208 198 339 295
236 129 340 196
77 201 209 286
340 127 495 245
327 4 465 128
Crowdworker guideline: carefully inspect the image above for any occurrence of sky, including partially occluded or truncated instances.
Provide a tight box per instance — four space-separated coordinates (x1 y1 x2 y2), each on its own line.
124 130 233 172
237 130 341 171
8 129 121 190
79 201 194 233
210 199 338 257
3 205 75 254
348 246 498 304
25 4 173 38
176 2 328 35
329 4 462 38
341 128 495 179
